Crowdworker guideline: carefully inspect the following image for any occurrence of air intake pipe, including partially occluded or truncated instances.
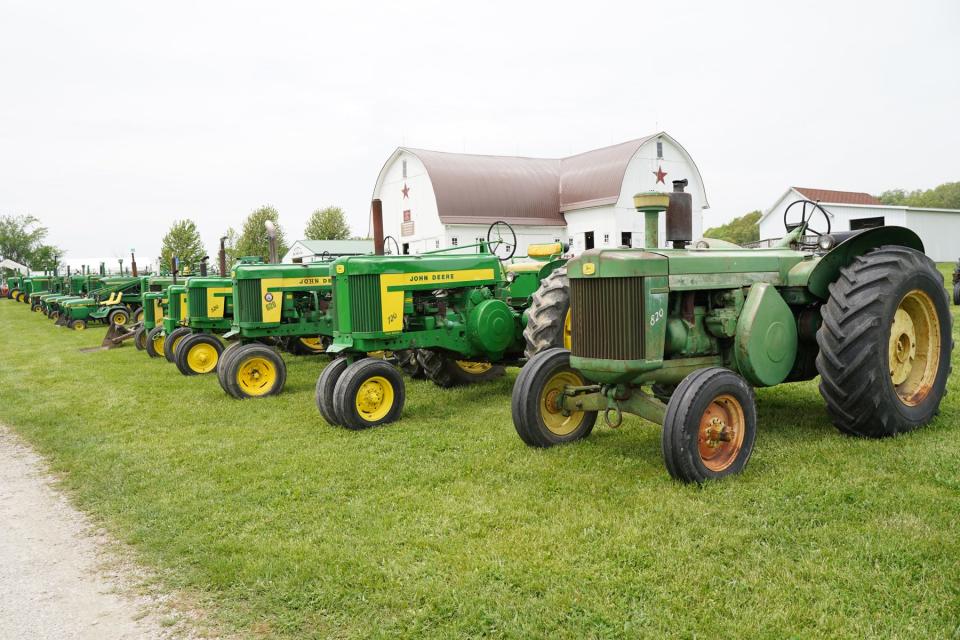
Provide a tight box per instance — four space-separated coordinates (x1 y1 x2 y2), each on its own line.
666 179 693 249
265 220 279 263
372 199 384 256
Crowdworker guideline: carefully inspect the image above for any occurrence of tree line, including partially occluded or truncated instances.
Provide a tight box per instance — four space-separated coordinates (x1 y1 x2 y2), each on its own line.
1 205 354 275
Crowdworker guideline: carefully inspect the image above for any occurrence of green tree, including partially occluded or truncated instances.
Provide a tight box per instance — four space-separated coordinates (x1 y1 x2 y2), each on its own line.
30 244 64 273
160 219 205 274
879 181 960 209
235 206 288 262
304 206 351 240
0 214 53 266
703 210 762 245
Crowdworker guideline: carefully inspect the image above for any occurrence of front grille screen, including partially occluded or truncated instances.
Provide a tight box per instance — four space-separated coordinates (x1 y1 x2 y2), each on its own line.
188 288 206 317
348 275 382 332
236 280 263 323
570 276 645 360
167 294 181 321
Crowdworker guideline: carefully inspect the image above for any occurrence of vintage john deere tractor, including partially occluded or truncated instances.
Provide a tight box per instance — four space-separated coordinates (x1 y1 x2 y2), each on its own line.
512 182 953 483
171 265 234 376
313 221 570 430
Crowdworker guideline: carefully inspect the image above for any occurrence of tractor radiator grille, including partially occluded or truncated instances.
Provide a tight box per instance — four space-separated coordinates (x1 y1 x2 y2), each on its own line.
167 294 181 321
236 279 263 323
188 288 207 317
143 300 155 324
347 274 381 332
570 277 645 360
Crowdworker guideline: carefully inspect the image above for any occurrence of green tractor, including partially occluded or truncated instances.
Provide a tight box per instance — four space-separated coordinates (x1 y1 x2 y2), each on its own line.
512 183 953 483
216 258 333 398
313 221 570 430
42 273 103 320
4 274 25 301
147 283 188 357
27 276 61 312
135 288 169 355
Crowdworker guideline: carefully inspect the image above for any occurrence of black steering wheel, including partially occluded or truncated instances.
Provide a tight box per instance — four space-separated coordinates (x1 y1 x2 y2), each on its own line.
783 199 832 237
383 236 401 256
486 221 517 261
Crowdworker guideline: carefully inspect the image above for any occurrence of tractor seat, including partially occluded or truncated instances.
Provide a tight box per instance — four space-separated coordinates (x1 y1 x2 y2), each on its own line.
527 242 563 258
505 262 543 273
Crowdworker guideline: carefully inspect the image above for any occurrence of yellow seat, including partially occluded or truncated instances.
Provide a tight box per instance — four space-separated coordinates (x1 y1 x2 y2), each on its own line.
102 292 117 304
505 262 543 274
527 243 562 258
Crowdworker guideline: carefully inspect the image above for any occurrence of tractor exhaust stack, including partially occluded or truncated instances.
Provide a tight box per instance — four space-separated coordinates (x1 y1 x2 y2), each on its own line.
666 179 693 249
218 237 227 275
265 220 279 264
372 199 384 256
171 257 178 284
131 252 138 277
200 256 209 276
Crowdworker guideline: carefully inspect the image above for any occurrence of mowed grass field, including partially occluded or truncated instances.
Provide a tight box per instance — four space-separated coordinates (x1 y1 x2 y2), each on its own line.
1 270 958 639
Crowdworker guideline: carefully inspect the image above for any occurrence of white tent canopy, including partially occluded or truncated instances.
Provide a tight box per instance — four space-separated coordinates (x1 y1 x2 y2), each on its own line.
0 258 30 274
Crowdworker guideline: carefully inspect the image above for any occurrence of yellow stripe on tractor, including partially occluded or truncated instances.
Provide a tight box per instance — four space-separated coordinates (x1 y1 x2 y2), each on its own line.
205 287 232 319
379 268 496 333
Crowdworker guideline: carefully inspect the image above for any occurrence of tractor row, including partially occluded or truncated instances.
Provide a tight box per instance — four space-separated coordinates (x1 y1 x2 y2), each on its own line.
4 190 953 483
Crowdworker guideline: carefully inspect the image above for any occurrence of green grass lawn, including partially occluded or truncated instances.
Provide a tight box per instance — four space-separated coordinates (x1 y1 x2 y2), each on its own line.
1 274 959 639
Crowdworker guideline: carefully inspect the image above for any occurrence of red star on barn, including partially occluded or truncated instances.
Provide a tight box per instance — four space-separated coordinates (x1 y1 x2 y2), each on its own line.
401 183 410 198
653 166 667 184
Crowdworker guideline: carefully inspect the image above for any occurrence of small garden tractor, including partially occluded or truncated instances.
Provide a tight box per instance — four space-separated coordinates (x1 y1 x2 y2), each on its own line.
512 182 953 483
42 273 102 320
56 276 142 330
313 221 570 430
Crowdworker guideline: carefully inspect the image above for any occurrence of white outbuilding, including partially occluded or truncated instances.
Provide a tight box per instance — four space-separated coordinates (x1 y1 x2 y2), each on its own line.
371 132 709 256
759 187 960 261
282 239 375 264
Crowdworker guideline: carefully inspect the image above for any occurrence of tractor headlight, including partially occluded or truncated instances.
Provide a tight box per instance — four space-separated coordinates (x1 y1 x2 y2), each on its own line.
818 234 836 251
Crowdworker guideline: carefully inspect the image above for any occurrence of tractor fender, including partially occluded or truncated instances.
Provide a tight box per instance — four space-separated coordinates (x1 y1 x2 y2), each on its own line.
805 226 923 300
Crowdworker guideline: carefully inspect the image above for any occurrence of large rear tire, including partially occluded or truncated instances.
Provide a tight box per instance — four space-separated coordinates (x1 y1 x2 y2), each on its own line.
416 349 505 388
953 282 960 306
523 268 572 358
395 349 426 379
512 348 597 447
816 246 952 438
661 367 757 483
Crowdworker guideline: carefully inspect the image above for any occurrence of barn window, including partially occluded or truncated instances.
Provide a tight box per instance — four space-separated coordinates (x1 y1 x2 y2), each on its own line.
603 233 609 244
451 237 458 246
554 238 560 243
435 240 440 248
402 160 407 178
657 139 663 159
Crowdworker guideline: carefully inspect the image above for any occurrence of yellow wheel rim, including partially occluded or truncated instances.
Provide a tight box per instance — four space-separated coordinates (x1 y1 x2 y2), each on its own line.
539 369 587 436
697 394 746 473
456 360 493 374
114 312 128 325
74 321 86 331
299 337 326 352
171 335 185 353
236 356 278 396
354 375 395 422
888 289 941 406
135 310 144 323
187 343 219 373
152 335 165 353
563 308 572 349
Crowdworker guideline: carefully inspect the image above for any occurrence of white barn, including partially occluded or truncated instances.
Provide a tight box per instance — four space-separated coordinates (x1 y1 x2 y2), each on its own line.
371 132 709 256
760 187 960 262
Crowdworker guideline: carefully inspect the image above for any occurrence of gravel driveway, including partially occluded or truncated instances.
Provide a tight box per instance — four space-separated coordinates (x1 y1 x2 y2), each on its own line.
0 425 195 640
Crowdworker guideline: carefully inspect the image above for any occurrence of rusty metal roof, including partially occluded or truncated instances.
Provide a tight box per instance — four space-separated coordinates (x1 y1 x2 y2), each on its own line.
793 187 880 206
387 134 679 226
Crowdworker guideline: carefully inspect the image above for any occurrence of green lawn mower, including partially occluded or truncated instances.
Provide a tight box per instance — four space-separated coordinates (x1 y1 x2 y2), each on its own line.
314 221 571 430
512 182 953 483
56 276 143 330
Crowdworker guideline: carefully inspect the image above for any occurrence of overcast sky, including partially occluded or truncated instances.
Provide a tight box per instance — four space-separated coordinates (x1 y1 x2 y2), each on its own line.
1 0 957 264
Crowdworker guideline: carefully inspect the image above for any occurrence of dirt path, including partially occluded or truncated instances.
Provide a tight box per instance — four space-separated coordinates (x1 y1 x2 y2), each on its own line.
0 425 196 640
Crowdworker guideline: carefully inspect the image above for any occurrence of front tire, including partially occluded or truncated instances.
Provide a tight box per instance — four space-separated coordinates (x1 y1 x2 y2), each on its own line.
68 318 87 331
512 348 597 447
953 282 960 306
332 359 405 430
816 246 952 438
163 327 193 363
175 333 224 376
315 357 350 425
661 367 757 483
133 326 147 351
145 326 165 358
223 344 286 399
108 307 130 327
